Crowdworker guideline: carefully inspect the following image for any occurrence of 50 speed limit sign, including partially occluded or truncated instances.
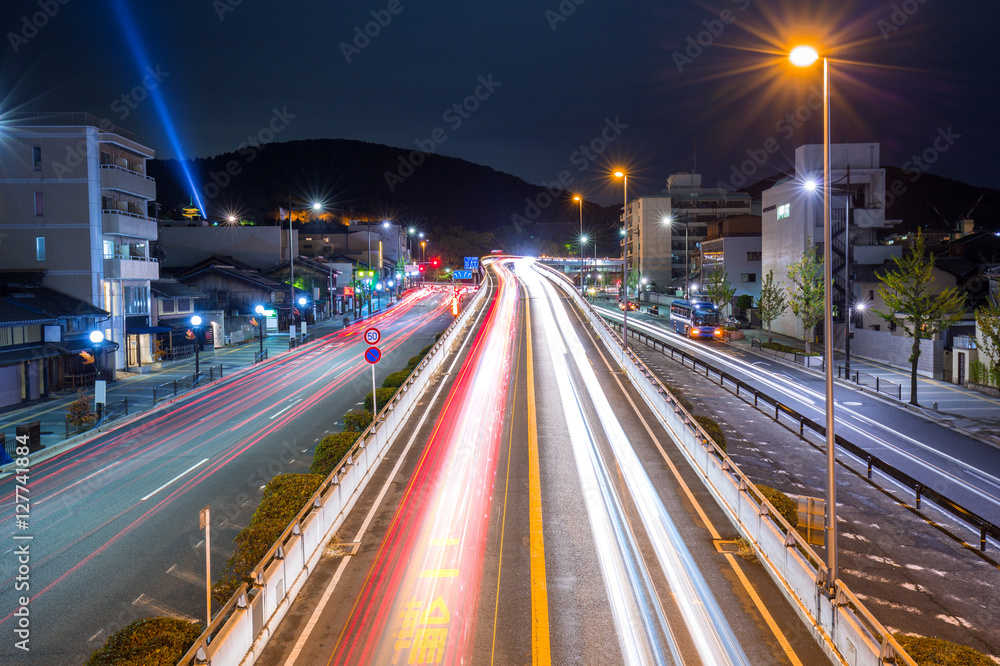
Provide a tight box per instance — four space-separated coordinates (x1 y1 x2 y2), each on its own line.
364 327 381 345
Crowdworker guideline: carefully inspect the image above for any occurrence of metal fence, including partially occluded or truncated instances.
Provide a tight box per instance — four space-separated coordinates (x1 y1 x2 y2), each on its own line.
837 365 902 400
152 365 224 403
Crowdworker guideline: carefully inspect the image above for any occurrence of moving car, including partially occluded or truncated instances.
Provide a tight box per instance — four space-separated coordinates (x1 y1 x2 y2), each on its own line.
618 300 639 311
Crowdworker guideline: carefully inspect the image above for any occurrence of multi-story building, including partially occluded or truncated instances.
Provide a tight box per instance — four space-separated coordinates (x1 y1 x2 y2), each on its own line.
623 173 751 294
761 143 900 341
700 214 763 305
0 113 159 370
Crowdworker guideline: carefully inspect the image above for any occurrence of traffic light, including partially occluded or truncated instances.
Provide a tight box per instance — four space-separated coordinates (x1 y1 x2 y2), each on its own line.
419 264 425 273
432 257 440 268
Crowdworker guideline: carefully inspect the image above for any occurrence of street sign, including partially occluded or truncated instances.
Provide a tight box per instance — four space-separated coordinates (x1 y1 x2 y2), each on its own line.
453 270 473 279
464 257 480 269
364 327 381 345
364 346 381 364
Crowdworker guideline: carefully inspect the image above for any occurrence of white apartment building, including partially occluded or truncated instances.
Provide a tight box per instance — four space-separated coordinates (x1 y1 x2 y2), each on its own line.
761 143 900 341
624 173 751 293
0 113 159 370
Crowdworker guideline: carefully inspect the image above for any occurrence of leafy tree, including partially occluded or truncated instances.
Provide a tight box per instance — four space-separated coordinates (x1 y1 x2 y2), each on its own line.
786 245 825 354
756 270 788 343
702 266 736 314
875 231 967 405
975 294 1000 380
627 268 641 300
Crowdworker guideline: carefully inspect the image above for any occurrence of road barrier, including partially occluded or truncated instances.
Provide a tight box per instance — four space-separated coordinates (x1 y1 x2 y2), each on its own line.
151 365 224 403
177 276 489 666
536 262 917 666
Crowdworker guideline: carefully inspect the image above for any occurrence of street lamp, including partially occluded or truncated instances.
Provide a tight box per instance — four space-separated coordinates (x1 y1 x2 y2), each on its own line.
191 315 202 378
287 198 321 337
89 330 105 379
254 305 266 356
574 195 584 291
614 171 628 356
790 43 838 594
665 214 692 298
580 234 589 291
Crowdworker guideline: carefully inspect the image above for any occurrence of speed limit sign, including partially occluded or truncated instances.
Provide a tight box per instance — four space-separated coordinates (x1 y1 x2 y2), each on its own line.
364 327 381 345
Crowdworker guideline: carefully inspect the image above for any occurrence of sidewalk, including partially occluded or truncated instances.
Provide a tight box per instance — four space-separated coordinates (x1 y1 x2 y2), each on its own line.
0 317 350 457
725 327 1000 445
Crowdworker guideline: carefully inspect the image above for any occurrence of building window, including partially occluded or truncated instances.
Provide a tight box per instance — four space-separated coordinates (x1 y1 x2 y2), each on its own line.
36 237 45 261
34 192 44 216
177 298 191 312
217 291 228 307
32 146 42 171
777 203 790 219
742 273 757 283
747 251 761 261
161 299 175 314
124 286 149 315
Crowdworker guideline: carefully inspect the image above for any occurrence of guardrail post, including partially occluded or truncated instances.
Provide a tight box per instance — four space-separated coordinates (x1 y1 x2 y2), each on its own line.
981 523 988 552
867 455 873 479
124 398 128 416
775 402 779 421
174 380 178 396
915 483 923 509
799 418 804 437
754 390 758 408
877 377 880 393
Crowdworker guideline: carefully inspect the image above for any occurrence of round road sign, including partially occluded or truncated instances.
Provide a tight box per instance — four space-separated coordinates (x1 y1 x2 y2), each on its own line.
364 346 381 364
364 327 381 345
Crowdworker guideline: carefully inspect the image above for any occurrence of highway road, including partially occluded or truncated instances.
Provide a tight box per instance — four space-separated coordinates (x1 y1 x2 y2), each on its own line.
598 306 1000 533
262 259 828 665
0 288 454 665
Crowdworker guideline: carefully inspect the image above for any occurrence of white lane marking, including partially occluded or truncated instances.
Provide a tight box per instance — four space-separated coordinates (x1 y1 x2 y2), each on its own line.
132 593 199 622
269 397 304 420
36 460 123 506
140 458 209 501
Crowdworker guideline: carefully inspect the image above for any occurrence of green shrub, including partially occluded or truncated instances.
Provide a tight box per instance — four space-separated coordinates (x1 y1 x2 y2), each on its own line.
664 382 693 412
693 415 726 453
406 354 424 369
343 409 372 432
761 341 819 356
382 369 411 389
86 617 202 666
970 360 985 385
213 473 323 603
365 387 398 413
893 633 994 666
756 485 799 529
311 432 359 477
736 294 753 310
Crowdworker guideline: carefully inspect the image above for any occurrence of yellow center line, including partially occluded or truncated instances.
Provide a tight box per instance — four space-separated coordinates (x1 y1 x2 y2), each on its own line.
581 310 803 666
525 292 552 665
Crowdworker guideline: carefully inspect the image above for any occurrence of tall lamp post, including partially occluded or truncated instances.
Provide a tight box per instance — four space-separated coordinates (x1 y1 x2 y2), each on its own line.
191 315 202 379
614 171 628 356
287 198 321 336
790 44 837 594
580 235 589 292
254 305 266 356
574 195 584 290
665 215 692 298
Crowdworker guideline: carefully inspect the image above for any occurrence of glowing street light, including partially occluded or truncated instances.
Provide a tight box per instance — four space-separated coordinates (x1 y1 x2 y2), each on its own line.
190 315 203 377
790 43 837 594
254 304 266 356
574 195 585 291
614 171 628 356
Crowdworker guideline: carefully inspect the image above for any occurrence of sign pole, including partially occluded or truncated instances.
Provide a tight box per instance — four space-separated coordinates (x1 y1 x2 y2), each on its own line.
372 364 377 416
199 506 211 628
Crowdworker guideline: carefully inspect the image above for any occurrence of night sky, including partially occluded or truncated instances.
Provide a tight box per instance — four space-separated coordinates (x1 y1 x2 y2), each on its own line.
2 0 998 204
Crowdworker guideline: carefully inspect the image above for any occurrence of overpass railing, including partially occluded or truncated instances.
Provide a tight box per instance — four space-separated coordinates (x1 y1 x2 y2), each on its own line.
178 276 490 666
535 262 917 666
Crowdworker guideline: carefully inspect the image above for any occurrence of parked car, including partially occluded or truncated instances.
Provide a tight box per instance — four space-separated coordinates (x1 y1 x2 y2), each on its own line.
618 300 639 311
725 314 751 329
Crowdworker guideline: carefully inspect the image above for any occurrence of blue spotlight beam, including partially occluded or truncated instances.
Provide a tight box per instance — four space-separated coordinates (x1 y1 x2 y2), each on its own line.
107 0 206 218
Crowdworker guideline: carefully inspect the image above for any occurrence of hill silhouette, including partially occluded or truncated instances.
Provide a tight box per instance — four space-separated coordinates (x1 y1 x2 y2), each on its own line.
147 138 623 255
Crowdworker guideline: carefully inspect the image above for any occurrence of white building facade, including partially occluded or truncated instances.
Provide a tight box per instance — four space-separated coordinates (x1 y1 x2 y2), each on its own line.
0 113 158 370
761 143 900 341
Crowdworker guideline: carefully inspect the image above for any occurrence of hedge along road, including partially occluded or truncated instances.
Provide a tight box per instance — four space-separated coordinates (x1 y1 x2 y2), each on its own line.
0 288 454 665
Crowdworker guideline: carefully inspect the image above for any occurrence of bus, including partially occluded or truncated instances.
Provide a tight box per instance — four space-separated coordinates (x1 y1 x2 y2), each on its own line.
669 299 723 339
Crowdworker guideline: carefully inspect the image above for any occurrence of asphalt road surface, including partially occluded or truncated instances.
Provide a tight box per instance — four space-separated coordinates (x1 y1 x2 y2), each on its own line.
260 259 829 665
0 288 453 665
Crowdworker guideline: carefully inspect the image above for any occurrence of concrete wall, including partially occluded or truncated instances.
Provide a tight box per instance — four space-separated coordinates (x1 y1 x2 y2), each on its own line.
833 324 944 378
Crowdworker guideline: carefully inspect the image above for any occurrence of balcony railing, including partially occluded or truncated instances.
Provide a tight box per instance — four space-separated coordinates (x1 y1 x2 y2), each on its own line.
99 162 154 182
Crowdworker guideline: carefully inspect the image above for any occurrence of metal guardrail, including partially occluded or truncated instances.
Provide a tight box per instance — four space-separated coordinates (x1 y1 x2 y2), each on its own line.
177 268 492 666
254 349 269 363
837 365 902 400
608 319 998 551
151 365 224 403
546 266 917 666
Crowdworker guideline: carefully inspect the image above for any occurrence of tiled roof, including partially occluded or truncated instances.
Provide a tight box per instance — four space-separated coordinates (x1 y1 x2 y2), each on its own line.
0 301 58 326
